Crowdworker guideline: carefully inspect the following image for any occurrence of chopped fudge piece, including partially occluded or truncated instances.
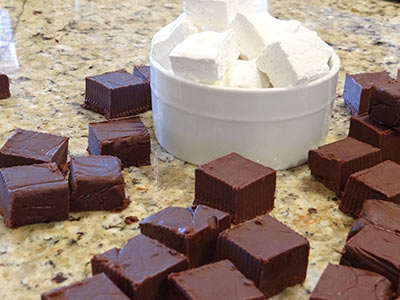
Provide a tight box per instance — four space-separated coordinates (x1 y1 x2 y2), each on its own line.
310 263 392 300
349 114 400 163
133 66 150 82
308 137 382 195
0 129 69 170
83 69 150 119
343 71 392 115
369 80 400 132
216 214 309 298
91 234 187 300
347 199 400 240
194 152 276 224
168 260 266 300
0 73 10 99
88 116 150 168
0 163 69 228
340 161 400 216
139 205 230 268
397 69 400 80
41 273 129 300
340 225 400 292
68 156 128 212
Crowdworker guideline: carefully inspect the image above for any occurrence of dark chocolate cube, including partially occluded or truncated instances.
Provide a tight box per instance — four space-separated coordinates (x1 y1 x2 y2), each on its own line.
91 234 188 300
41 273 129 300
310 263 392 300
68 156 128 212
397 69 400 80
216 214 309 298
83 69 150 119
308 137 382 195
194 152 276 224
343 71 392 115
347 199 400 241
133 66 151 109
88 116 150 168
0 73 10 99
349 114 400 163
340 160 400 216
0 163 69 228
139 205 230 268
369 80 400 132
340 225 400 292
168 260 266 300
0 129 69 170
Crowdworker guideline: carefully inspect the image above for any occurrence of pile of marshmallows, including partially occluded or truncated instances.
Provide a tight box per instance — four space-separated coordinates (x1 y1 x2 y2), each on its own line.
151 0 333 89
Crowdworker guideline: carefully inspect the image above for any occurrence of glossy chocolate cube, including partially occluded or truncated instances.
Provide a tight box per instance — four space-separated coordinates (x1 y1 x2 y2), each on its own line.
0 73 10 99
308 137 382 196
88 116 150 168
216 214 309 298
194 152 276 224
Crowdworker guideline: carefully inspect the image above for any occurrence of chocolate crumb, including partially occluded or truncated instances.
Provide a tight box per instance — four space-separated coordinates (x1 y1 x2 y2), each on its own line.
124 216 139 224
308 208 318 214
51 273 67 284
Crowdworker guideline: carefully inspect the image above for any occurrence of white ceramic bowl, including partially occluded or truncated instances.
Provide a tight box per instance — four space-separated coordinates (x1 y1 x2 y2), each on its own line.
150 52 340 170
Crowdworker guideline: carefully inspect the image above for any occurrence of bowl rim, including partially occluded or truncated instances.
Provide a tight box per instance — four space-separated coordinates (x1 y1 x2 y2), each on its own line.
150 50 341 94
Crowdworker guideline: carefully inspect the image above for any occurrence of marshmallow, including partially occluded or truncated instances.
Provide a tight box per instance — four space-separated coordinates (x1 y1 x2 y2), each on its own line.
151 13 199 71
232 12 301 60
256 36 330 87
184 0 253 31
220 59 270 88
169 30 240 84
295 25 333 64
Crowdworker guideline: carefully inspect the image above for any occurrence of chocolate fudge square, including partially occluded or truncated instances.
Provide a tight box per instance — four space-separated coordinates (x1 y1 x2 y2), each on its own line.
83 69 150 119
308 137 382 196
41 273 129 300
0 73 10 99
397 69 400 80
68 156 128 212
194 152 276 224
168 260 266 300
0 129 69 170
91 234 188 300
140 205 230 268
133 66 150 81
310 263 392 300
0 163 69 228
88 116 150 167
349 114 400 163
347 199 400 241
340 160 400 216
369 80 400 132
216 214 309 298
343 71 392 115
340 225 400 292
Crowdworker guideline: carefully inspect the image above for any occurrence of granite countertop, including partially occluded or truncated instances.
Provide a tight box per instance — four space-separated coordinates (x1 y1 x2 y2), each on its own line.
0 0 399 299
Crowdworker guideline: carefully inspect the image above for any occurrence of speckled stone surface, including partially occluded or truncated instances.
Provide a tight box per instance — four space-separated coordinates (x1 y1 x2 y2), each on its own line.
0 0 399 299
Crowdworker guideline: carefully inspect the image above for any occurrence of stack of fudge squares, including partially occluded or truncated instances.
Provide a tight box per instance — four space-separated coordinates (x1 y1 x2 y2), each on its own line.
0 115 151 228
308 70 400 299
42 152 311 300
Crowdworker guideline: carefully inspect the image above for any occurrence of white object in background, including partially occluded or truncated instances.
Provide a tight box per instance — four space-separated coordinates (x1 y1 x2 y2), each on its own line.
151 13 199 71
169 30 239 84
150 52 340 170
183 0 253 30
295 25 333 64
256 35 330 88
220 59 270 88
0 10 19 73
231 12 301 60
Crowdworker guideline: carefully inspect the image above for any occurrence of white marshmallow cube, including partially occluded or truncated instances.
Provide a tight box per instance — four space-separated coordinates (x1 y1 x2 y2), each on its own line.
232 12 301 60
184 0 253 31
220 59 270 88
169 30 240 84
295 25 333 64
151 13 199 71
256 36 330 88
